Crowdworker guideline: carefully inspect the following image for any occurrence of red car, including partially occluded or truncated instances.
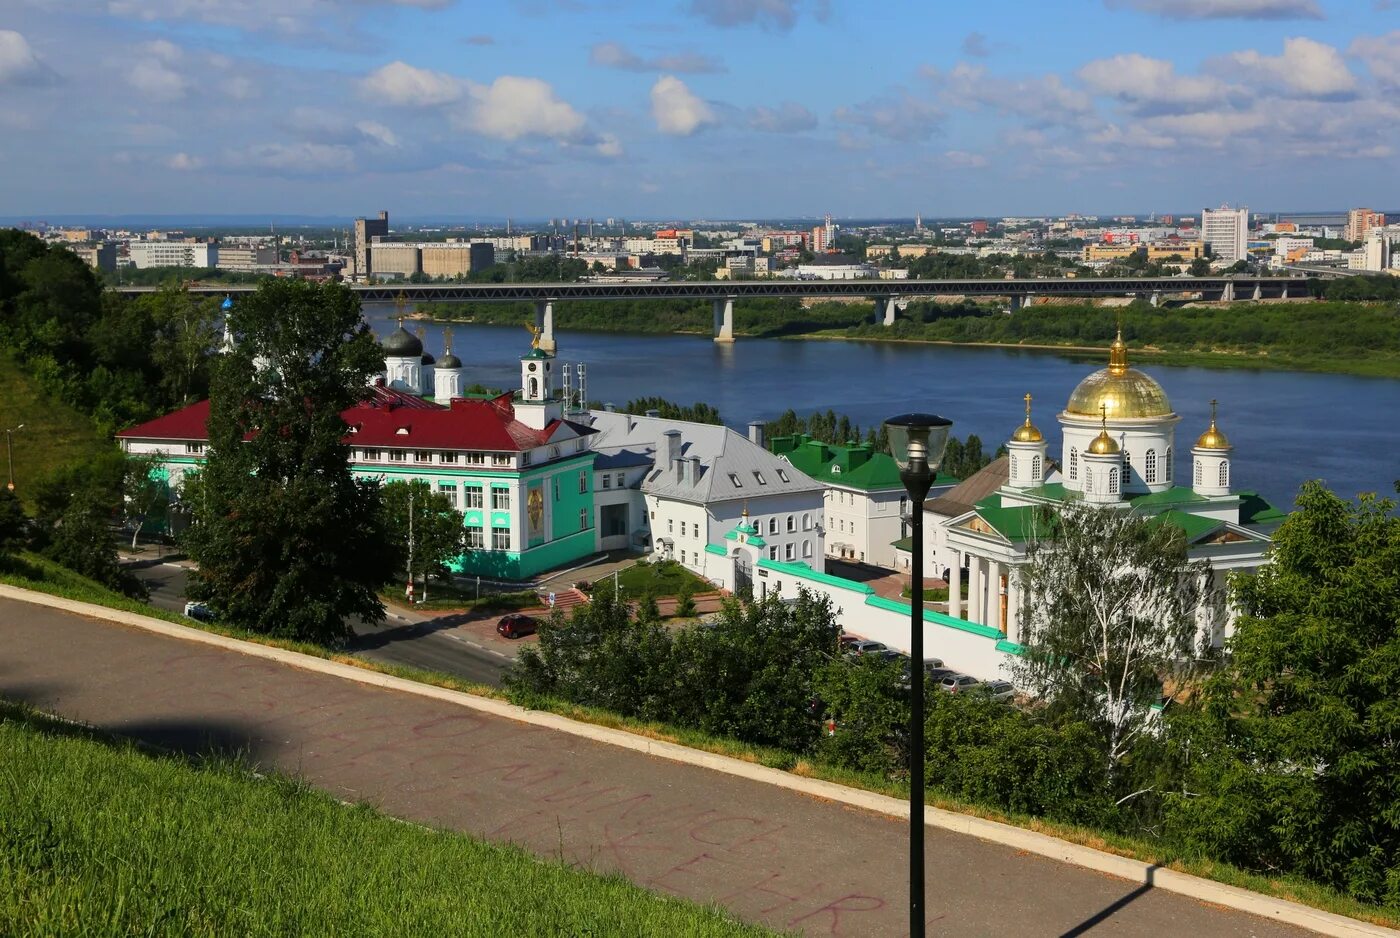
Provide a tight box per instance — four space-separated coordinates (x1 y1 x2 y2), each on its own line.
496 613 539 639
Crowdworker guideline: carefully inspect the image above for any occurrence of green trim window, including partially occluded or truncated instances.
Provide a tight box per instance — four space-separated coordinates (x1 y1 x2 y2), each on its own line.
579 507 589 530
491 488 510 511
492 526 510 550
465 485 483 508
578 470 587 494
437 482 458 507
465 527 484 549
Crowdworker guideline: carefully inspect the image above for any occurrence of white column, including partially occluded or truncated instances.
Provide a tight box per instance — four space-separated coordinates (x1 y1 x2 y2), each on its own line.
948 551 962 620
714 297 735 343
968 555 983 625
1005 571 1020 643
535 300 556 353
990 561 1004 634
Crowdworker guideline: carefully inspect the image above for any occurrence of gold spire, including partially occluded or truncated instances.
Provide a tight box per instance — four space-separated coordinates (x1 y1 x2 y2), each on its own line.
1195 399 1231 450
1108 316 1129 376
1088 404 1120 454
444 327 453 354
1012 391 1044 442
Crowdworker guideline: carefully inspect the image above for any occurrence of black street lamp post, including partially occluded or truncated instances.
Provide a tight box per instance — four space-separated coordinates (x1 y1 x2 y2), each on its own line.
883 412 952 938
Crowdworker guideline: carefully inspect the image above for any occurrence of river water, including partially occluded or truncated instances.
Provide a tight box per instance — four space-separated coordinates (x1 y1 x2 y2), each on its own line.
365 304 1399 508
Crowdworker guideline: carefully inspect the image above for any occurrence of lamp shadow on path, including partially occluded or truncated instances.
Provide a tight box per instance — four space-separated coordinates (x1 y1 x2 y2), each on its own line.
1057 870 1156 937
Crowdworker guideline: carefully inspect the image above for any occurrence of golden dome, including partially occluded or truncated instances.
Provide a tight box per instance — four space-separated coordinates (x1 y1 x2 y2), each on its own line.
1065 327 1173 419
1195 399 1231 450
1011 392 1043 442
1086 405 1121 455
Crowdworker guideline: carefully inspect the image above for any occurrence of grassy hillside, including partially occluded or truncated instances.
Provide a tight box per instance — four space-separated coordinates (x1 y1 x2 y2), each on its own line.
0 354 113 507
0 701 772 937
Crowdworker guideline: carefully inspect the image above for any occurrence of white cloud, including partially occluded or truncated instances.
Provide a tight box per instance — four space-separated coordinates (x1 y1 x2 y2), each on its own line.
1087 123 1176 149
943 149 988 168
0 30 52 86
589 42 724 74
165 152 203 170
935 64 1094 124
360 60 462 106
1078 53 1231 110
355 120 400 147
650 75 716 135
224 141 357 174
834 92 943 142
591 132 623 157
128 60 187 101
99 0 455 44
1349 31 1400 89
1225 37 1356 97
461 75 587 141
746 101 817 133
1105 0 1323 19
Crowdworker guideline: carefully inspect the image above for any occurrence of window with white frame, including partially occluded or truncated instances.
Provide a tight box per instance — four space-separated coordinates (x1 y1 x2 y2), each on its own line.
491 488 510 510
465 527 484 549
602 475 611 489
492 454 512 468
363 448 380 461
415 450 433 463
768 518 778 535
578 470 587 494
1145 449 1157 484
615 472 625 487
786 515 795 532
768 546 778 560
1195 460 1203 486
185 442 204 455
1109 467 1120 494
1219 460 1229 487
784 542 795 561
680 521 686 537
802 513 811 530
438 482 458 507
439 451 458 464
1165 447 1173 482
465 485 483 508
579 507 589 530
491 526 510 550
1069 447 1079 481
465 452 485 465
803 540 812 558
387 450 405 462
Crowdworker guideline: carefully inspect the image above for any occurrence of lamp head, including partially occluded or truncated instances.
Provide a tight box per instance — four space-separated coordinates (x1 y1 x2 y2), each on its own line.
884 412 952 502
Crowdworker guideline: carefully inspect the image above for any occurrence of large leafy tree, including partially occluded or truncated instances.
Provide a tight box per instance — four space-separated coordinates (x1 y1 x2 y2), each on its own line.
1014 501 1209 778
379 479 464 602
0 489 26 562
183 279 394 645
1164 482 1400 905
122 451 171 550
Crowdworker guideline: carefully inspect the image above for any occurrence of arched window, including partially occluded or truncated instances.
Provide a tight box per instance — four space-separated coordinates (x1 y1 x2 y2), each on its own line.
1009 454 1019 478
803 540 813 558
528 377 538 397
1108 467 1120 494
1194 460 1203 486
1165 447 1173 482
786 515 796 532
1069 447 1079 481
1085 466 1093 490
768 517 778 535
1031 455 1042 480
1219 460 1229 487
1145 449 1157 484
802 512 811 530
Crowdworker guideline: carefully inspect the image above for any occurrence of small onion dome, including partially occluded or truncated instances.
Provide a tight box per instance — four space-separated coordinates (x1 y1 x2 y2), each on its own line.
437 352 462 369
1196 399 1231 450
381 322 423 357
421 350 436 366
1012 392 1043 442
1087 404 1120 454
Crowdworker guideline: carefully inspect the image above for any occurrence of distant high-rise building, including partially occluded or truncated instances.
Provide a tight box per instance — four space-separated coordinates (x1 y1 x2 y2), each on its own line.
1345 208 1385 243
1363 229 1392 272
353 210 388 280
1200 205 1248 263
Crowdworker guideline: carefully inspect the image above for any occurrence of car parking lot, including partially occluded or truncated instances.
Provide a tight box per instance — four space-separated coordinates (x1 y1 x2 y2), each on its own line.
838 632 1016 702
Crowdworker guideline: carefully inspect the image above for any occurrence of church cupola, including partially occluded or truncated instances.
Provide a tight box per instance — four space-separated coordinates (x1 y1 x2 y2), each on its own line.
417 326 435 396
515 324 562 430
219 295 236 354
382 317 424 394
434 327 465 401
1192 399 1232 497
1006 393 1047 489
1081 406 1124 504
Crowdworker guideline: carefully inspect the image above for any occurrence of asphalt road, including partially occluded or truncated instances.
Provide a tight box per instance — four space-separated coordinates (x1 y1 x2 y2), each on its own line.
124 558 512 687
0 598 1321 938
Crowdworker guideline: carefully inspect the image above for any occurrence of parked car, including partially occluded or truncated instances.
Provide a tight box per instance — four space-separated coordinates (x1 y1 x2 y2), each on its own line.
183 601 214 623
938 673 982 693
899 662 955 688
495 613 539 639
979 680 1015 703
841 638 888 658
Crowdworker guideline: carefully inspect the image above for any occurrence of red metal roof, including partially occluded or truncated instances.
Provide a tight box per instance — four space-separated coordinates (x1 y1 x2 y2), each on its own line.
117 388 590 453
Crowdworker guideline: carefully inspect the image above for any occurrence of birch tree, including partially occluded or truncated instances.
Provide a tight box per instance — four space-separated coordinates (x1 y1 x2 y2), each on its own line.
1013 501 1209 778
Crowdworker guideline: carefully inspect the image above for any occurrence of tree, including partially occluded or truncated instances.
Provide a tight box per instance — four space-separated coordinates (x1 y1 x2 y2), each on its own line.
182 279 395 645
674 584 697 618
0 489 26 562
1163 483 1400 905
380 479 464 602
44 486 146 598
145 287 220 407
1014 501 1208 779
1188 257 1211 277
122 451 171 549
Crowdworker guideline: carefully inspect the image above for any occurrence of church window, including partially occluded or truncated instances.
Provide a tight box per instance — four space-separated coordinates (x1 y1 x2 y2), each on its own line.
1219 461 1229 487
491 526 511 550
768 517 778 535
1123 450 1131 475
803 540 813 558
787 515 796 532
1009 455 1018 478
528 377 538 397
363 448 381 461
494 454 513 467
1165 448 1173 481
1085 467 1093 489
465 452 485 465
185 443 205 455
1145 449 1157 484
1194 460 1203 486
1108 467 1120 494
492 488 511 510
1031 455 1042 479
1069 447 1079 481
803 512 812 530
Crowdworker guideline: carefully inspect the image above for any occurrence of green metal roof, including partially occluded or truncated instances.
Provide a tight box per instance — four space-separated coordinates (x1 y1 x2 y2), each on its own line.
770 435 957 492
1129 486 1212 508
1237 490 1288 527
1144 509 1224 542
892 536 914 552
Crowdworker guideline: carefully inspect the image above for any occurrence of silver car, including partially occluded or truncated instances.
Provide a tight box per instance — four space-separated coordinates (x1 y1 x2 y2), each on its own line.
938 673 981 694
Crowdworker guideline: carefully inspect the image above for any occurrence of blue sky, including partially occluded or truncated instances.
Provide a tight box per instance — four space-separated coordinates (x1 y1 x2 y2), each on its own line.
2 0 1397 219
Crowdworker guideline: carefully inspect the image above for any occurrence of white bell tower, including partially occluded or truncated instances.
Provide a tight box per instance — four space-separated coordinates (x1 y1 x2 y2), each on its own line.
1006 393 1047 489
1082 406 1124 505
515 328 563 430
1192 400 1233 497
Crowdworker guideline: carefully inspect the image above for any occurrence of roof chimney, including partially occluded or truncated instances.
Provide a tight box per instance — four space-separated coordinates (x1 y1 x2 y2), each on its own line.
646 409 660 418
604 402 615 412
747 420 765 448
689 456 702 485
662 429 682 474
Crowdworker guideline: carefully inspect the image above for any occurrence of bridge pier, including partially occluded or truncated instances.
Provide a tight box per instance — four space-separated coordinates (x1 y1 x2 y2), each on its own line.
1008 295 1023 312
1251 282 1262 301
1149 292 1162 308
1220 281 1235 303
713 297 735 343
878 296 897 326
534 300 556 353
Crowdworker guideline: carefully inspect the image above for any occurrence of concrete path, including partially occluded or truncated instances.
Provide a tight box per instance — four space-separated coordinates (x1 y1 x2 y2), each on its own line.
0 598 1320 937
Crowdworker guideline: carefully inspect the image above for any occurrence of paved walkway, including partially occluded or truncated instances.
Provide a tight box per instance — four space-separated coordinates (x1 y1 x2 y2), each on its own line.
0 598 1317 937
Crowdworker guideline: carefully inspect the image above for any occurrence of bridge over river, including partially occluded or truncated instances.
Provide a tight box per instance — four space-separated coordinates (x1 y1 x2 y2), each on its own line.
114 275 1317 350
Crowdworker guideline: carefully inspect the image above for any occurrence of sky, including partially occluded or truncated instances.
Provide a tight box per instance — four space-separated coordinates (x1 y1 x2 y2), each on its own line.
1 0 1398 220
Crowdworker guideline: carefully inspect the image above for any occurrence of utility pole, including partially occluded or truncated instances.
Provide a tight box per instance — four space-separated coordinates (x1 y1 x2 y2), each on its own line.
406 485 416 604
4 424 23 493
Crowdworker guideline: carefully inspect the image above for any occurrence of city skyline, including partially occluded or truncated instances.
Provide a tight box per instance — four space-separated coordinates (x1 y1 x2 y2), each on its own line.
2 0 1398 217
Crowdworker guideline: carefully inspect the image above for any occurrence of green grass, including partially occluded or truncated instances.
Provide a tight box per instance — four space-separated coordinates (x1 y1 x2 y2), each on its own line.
0 355 113 510
901 586 949 602
380 584 539 614
5 553 1397 931
615 559 710 597
0 702 773 937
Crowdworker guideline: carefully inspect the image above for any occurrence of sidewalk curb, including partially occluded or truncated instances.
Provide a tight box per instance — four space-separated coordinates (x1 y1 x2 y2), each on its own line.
4 583 1394 938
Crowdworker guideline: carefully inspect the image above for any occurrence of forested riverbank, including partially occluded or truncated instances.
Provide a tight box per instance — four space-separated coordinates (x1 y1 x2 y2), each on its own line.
416 296 1400 378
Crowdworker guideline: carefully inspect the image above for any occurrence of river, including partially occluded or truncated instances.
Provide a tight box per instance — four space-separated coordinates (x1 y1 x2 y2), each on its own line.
365 304 1399 509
